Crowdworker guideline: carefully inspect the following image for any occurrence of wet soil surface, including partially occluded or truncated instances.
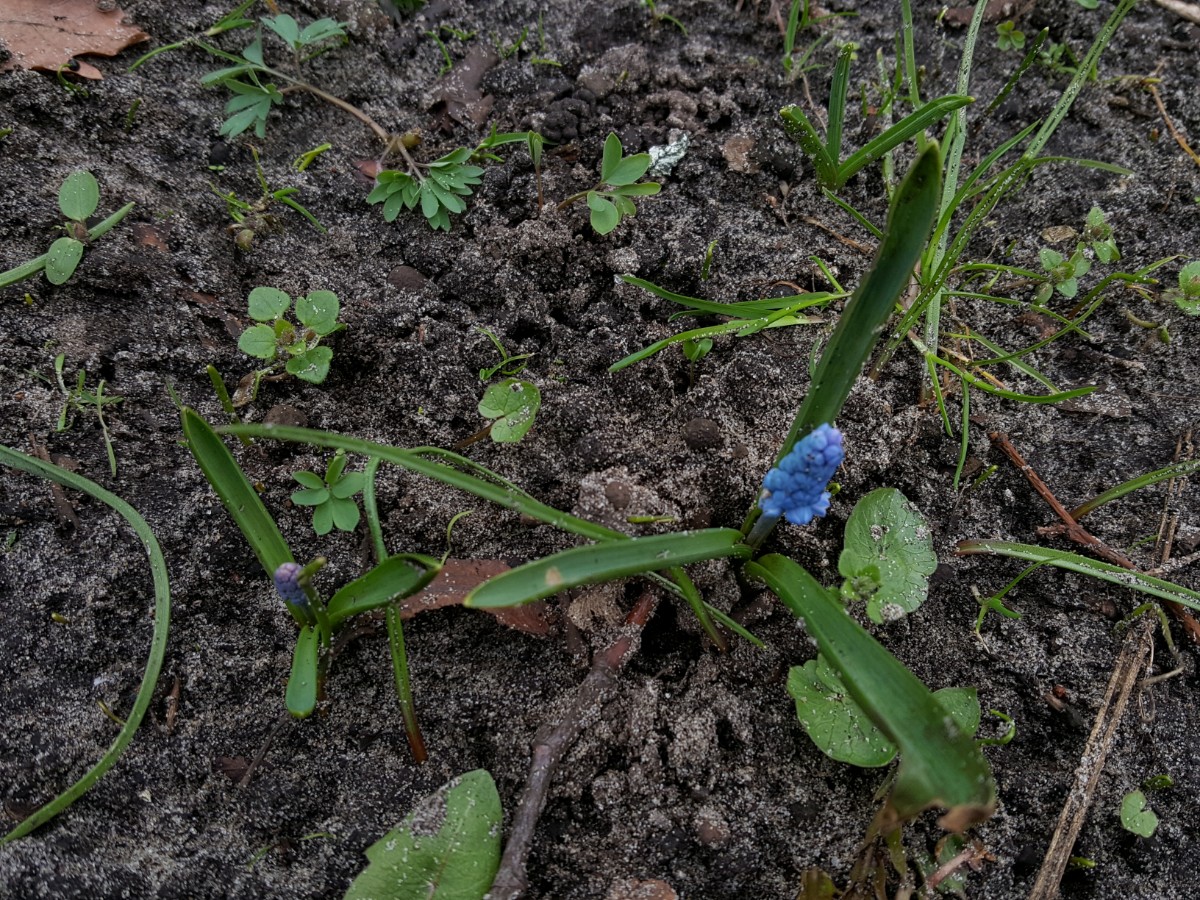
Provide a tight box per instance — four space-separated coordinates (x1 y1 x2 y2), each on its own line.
2 1 1199 897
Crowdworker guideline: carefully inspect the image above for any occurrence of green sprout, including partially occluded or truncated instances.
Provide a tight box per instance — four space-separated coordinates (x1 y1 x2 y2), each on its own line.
557 133 662 235
1119 790 1158 838
1035 247 1093 303
1082 205 1120 262
369 129 541 231
996 20 1025 52
292 450 365 536
478 378 542 443
0 171 135 289
1165 260 1200 315
48 354 124 476
477 327 533 381
780 42 972 191
235 286 343 403
213 148 325 250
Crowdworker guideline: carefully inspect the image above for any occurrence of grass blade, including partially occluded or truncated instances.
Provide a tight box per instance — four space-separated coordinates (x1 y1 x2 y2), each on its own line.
747 554 996 829
327 554 441 627
826 42 854 163
1071 460 1200 521
780 105 839 188
465 528 750 608
182 410 295 610
839 95 972 186
956 540 1200 611
0 444 170 843
286 625 319 719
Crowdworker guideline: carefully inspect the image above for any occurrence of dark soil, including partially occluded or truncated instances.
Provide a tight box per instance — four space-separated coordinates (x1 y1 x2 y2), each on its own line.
2 1 1199 898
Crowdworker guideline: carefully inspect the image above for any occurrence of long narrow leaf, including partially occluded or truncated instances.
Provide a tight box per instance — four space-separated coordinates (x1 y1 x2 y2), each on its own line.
620 275 836 318
327 554 441 627
181 410 295 611
1072 460 1200 521
0 445 170 843
956 540 1200 611
465 529 751 609
780 105 839 188
747 554 996 829
826 43 854 162
286 626 319 719
839 95 973 186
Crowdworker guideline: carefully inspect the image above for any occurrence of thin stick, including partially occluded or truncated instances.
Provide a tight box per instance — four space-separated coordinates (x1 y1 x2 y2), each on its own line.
487 590 658 900
992 432 1200 644
1147 81 1200 168
1028 617 1154 900
990 432 1136 569
238 713 293 788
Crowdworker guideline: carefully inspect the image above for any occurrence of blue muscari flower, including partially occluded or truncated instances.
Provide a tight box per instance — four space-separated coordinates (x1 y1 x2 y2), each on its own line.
273 562 308 611
759 424 844 525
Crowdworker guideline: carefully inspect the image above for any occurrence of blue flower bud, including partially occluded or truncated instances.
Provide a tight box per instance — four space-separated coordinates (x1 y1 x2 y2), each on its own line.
759 424 844 525
274 562 308 610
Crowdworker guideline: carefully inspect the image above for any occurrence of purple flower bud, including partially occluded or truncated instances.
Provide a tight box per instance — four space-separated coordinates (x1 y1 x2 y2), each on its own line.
273 562 308 610
759 424 844 526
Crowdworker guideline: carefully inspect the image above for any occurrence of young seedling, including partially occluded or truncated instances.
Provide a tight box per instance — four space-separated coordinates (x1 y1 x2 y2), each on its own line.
368 129 541 231
1082 205 1120 262
131 5 389 143
0 171 135 289
51 354 124 476
1165 260 1200 315
557 133 662 235
1036 246 1092 303
476 327 533 381
291 450 364 536
213 148 325 249
1119 790 1158 838
995 21 1026 52
780 42 972 191
235 286 343 404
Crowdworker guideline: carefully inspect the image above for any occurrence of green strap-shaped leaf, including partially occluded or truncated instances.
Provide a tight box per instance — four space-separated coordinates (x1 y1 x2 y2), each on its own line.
286 626 320 719
327 554 441 627
181 409 296 615
0 445 170 844
838 95 973 186
775 142 943 460
747 554 996 830
956 540 1200 611
344 769 502 900
466 528 751 609
779 105 839 188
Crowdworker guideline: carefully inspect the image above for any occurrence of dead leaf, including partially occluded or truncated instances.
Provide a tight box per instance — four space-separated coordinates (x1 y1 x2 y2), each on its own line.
429 44 498 129
213 756 250 782
0 0 149 80
400 559 554 636
131 223 168 252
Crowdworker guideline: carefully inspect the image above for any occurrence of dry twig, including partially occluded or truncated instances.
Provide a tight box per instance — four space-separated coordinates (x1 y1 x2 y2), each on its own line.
488 590 659 899
1028 617 1154 900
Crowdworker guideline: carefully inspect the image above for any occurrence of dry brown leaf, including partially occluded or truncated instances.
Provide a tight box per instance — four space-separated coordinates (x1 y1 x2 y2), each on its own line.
400 559 554 636
0 0 149 80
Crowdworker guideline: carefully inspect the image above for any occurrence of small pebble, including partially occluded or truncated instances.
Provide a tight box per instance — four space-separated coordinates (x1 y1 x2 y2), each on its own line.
683 418 721 450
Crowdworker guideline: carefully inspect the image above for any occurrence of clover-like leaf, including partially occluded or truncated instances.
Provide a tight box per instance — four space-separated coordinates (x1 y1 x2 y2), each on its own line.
248 286 292 321
479 378 541 443
287 346 333 384
331 472 365 499
605 152 652 187
600 132 624 183
344 770 502 900
1119 790 1158 838
292 470 325 490
295 290 340 335
291 486 330 507
838 488 937 623
45 237 84 285
330 495 361 531
238 324 279 360
263 13 300 48
59 171 100 222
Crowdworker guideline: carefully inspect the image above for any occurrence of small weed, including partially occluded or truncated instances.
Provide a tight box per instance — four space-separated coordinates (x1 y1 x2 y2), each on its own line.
478 378 541 443
557 132 662 235
369 129 541 231
51 354 123 476
1165 260 1200 315
292 450 364 536
213 148 325 249
0 171 135 289
476 327 533 381
641 0 686 35
996 21 1025 52
1119 790 1158 838
1036 246 1093 303
235 286 343 404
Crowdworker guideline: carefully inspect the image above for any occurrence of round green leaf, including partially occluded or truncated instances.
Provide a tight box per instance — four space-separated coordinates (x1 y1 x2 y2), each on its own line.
247 286 292 322
292 470 326 490
45 237 84 285
838 487 937 624
312 502 334 536
331 472 365 499
237 324 279 360
587 192 619 235
295 290 340 334
291 487 330 507
287 347 333 384
1120 790 1158 838
59 171 100 221
478 378 541 443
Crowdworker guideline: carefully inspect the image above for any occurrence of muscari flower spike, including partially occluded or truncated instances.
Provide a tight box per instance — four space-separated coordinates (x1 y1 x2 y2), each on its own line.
759 423 844 525
273 562 309 612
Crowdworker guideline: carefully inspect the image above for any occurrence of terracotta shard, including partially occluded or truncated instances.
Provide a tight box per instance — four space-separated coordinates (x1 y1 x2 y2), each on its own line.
0 0 150 80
